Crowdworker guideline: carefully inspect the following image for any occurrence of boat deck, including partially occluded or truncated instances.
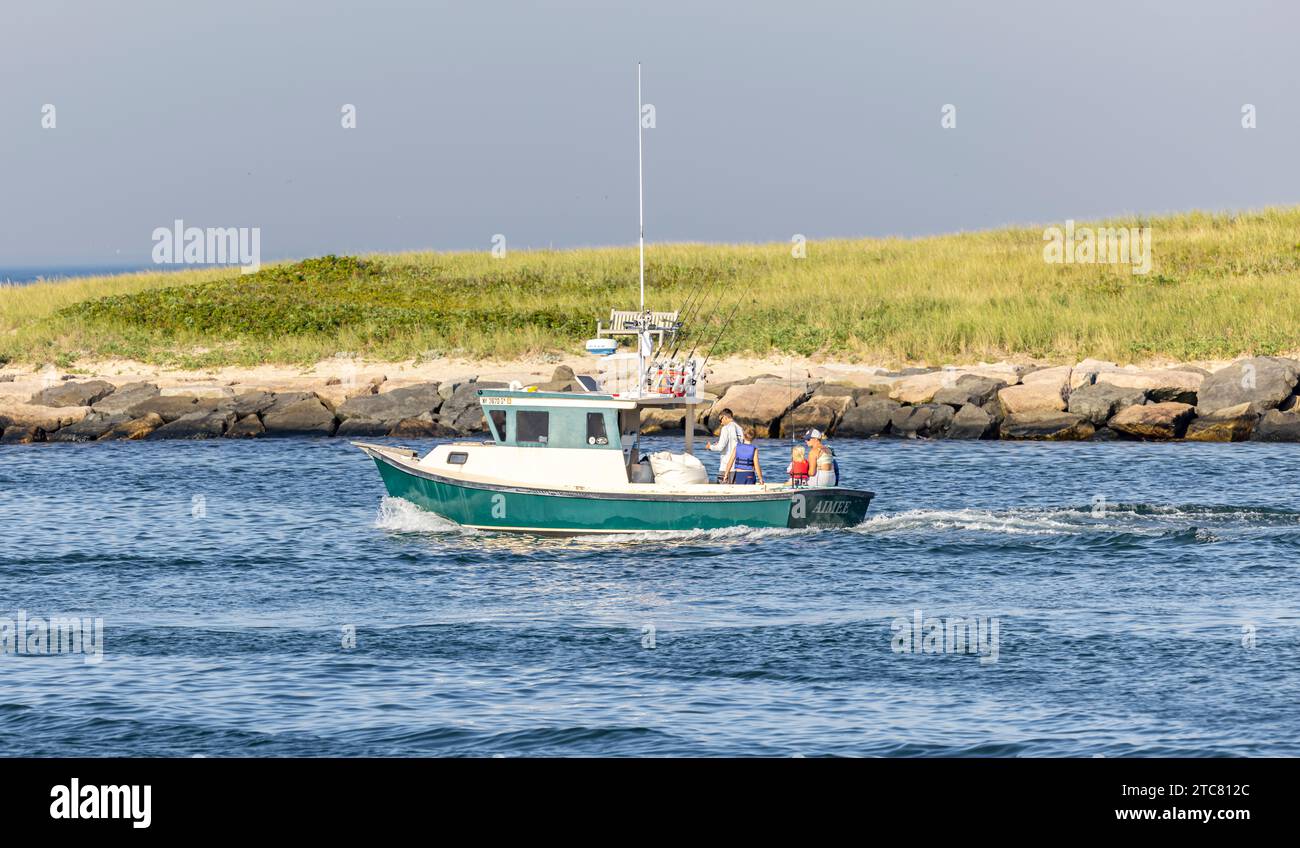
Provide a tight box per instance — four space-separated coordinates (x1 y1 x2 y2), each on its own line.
356 442 825 497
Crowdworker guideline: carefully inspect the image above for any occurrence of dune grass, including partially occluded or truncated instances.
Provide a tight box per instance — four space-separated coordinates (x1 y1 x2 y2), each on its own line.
3 207 1300 369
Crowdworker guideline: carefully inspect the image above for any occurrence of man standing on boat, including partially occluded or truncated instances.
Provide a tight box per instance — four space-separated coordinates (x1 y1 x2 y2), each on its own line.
707 408 744 483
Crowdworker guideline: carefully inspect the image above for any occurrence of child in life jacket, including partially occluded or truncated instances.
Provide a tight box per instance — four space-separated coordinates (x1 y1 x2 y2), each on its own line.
787 445 810 487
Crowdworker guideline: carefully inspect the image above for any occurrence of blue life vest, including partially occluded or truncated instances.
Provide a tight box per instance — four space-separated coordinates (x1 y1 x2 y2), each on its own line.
734 443 756 472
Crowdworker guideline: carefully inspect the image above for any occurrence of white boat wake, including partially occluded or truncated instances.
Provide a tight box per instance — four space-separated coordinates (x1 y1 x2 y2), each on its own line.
374 497 480 535
374 496 1272 545
852 503 1288 538
855 508 1090 537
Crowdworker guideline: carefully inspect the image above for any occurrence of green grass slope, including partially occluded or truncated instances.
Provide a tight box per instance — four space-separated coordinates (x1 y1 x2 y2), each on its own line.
3 207 1299 368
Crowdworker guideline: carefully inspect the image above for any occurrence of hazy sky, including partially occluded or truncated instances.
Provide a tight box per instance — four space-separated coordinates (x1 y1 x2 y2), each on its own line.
3 0 1298 267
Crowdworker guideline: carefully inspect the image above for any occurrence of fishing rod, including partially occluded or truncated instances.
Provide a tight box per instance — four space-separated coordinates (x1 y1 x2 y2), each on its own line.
696 293 743 378
650 258 712 358
693 293 744 428
676 272 719 341
658 273 709 359
662 278 723 394
677 269 712 325
670 274 722 361
682 275 717 333
681 281 728 363
665 284 707 358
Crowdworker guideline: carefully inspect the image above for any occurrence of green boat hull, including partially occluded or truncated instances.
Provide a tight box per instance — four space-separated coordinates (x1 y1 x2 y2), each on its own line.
368 451 873 534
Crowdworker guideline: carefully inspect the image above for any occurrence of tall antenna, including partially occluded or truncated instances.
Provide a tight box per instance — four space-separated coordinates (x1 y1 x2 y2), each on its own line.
637 62 645 312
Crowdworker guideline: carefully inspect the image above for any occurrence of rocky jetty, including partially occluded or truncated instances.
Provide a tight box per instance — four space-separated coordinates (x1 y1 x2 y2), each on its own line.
689 356 1300 443
3 356 1300 444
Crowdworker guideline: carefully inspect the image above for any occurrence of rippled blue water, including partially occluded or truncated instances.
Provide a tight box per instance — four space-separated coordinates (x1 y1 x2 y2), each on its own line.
1 436 1297 756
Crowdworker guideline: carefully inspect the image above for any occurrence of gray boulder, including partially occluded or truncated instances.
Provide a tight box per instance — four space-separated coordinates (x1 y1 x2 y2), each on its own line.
780 402 840 438
1108 402 1195 440
225 414 266 438
532 366 586 393
850 387 892 404
441 382 508 433
1000 411 1095 441
1 425 45 444
127 395 206 422
336 417 392 438
388 416 460 438
810 384 855 400
933 375 1007 408
148 410 236 439
1252 410 1300 442
337 382 442 422
222 391 277 417
1185 404 1256 442
980 398 1005 427
261 392 317 414
890 403 954 438
998 381 1068 415
704 374 782 396
30 379 116 408
707 380 815 435
1068 382 1147 426
1197 357 1300 415
90 382 159 415
437 378 477 403
780 390 854 437
0 401 91 431
945 403 993 439
1093 368 1201 404
755 377 824 393
98 413 165 440
261 397 337 436
834 398 898 437
48 414 129 442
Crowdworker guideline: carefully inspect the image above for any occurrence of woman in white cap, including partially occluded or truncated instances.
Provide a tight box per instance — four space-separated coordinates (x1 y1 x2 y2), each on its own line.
804 429 837 487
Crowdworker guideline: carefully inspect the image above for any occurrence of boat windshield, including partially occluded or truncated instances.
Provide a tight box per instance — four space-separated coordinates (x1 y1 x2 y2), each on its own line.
488 409 508 442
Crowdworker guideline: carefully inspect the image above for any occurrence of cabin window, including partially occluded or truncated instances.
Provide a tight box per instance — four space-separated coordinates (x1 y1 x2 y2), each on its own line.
619 408 639 436
489 410 508 442
516 410 549 444
447 451 469 465
587 412 609 445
